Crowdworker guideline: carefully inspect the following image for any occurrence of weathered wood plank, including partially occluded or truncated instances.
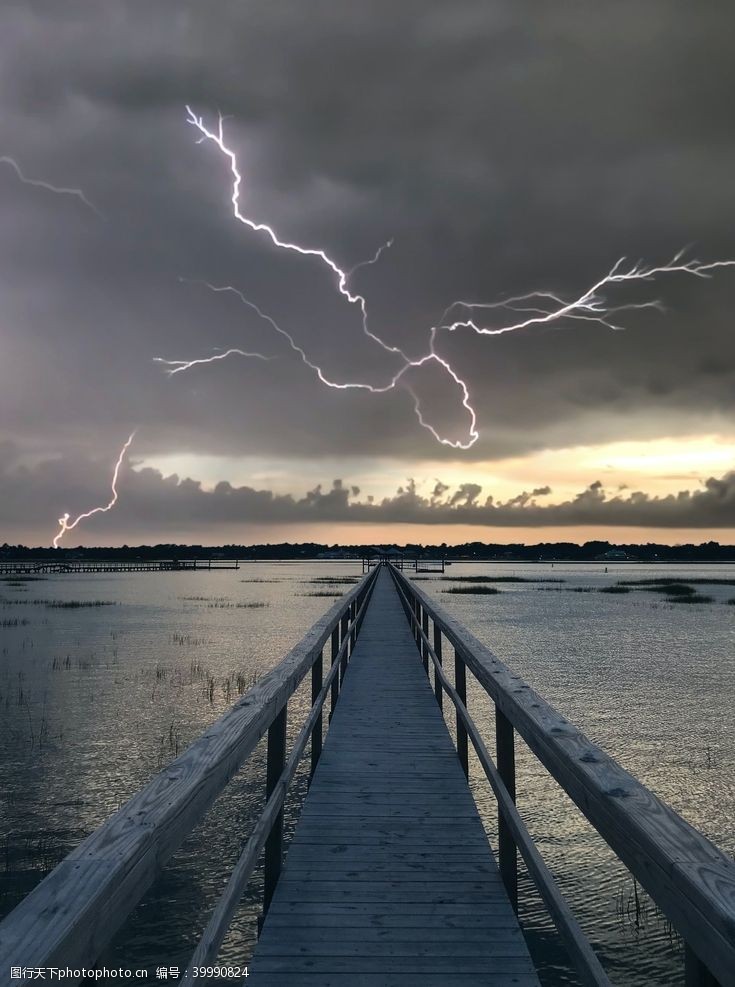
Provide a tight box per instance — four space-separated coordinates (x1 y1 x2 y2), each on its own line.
252 568 539 985
254 956 538 974
251 976 541 987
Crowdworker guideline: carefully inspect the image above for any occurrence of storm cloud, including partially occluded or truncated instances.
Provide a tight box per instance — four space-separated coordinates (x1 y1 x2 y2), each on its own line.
1 3 734 541
2 445 734 538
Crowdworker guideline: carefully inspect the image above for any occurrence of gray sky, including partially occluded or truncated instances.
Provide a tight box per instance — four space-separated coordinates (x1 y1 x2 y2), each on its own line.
1 2 734 544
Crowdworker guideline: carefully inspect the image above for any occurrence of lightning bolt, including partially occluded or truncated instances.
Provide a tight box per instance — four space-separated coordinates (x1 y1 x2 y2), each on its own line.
441 250 735 336
166 107 735 450
53 432 136 548
154 345 273 375
0 155 102 217
175 107 477 448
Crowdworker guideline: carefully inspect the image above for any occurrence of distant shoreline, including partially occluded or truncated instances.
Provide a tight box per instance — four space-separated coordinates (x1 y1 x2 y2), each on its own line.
3 540 735 565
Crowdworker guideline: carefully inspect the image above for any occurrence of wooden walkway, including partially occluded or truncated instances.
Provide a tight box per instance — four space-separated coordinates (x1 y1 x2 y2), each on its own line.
251 567 540 986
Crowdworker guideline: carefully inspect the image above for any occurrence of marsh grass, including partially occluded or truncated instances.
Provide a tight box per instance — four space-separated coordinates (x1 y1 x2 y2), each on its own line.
0 618 30 628
301 591 342 597
620 577 735 587
631 583 696 596
180 595 227 602
1 598 116 609
666 594 714 605
170 632 212 647
441 575 564 584
599 586 631 594
309 577 360 585
443 586 500 595
0 576 46 583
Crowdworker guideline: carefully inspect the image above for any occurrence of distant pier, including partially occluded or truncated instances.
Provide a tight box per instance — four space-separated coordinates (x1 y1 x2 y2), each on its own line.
0 558 240 575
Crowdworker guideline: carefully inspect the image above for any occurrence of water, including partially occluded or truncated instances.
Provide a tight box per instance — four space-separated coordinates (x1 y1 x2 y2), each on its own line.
0 562 733 985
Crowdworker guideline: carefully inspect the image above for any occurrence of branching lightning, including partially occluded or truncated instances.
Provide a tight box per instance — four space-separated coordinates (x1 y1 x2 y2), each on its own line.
0 155 102 217
154 344 272 375
441 251 735 336
161 107 735 451
53 433 136 548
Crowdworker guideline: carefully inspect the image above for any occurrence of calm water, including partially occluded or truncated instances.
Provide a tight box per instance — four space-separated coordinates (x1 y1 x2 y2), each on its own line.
1 562 733 985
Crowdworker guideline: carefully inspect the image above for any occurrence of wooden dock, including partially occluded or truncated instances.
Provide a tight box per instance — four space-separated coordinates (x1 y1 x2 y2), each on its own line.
0 558 240 575
252 568 538 985
1 562 734 987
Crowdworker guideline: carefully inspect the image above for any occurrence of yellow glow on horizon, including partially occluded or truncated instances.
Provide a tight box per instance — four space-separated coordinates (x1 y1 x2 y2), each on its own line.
138 433 735 515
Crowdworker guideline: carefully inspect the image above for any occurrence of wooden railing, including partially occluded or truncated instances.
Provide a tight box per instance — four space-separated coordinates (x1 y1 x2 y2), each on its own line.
389 564 735 987
0 565 379 986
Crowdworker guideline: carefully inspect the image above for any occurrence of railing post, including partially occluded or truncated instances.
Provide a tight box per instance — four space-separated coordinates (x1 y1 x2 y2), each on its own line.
421 609 429 675
310 649 323 781
455 651 469 779
263 706 287 915
329 626 339 721
685 946 721 986
496 707 518 913
414 597 421 644
339 611 350 685
433 623 443 711
350 599 357 649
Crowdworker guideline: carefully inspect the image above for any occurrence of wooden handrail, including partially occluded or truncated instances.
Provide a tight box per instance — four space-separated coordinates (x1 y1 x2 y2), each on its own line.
179 572 378 983
389 564 735 987
389 568 612 987
0 566 379 981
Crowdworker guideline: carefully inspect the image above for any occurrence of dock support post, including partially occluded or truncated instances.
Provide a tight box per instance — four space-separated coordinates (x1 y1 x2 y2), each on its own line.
685 946 721 986
455 653 469 779
339 612 350 685
496 707 518 913
421 610 429 676
310 649 323 781
349 600 357 650
263 706 287 915
329 627 339 721
433 624 443 711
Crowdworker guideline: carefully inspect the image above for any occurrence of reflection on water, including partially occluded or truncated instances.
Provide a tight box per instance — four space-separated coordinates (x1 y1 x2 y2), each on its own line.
0 562 733 985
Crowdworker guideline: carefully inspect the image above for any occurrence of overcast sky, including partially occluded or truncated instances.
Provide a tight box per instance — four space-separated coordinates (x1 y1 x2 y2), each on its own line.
1 1 734 546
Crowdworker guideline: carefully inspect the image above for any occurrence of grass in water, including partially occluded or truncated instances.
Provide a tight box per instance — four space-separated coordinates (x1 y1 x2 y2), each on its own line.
443 586 500 595
0 575 46 582
441 575 564 584
310 576 360 584
666 594 714 605
626 582 696 596
620 577 735 587
599 586 631 594
1 598 116 608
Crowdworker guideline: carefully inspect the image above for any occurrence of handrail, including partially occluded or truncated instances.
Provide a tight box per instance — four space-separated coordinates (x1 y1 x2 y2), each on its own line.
179 572 378 982
389 568 611 987
0 566 379 983
389 564 735 987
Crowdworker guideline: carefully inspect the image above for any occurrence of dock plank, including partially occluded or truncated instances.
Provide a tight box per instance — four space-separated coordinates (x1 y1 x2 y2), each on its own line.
251 568 539 985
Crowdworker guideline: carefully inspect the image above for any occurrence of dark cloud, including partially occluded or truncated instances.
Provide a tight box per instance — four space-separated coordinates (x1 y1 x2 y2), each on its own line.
1 2 735 537
2 446 734 540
